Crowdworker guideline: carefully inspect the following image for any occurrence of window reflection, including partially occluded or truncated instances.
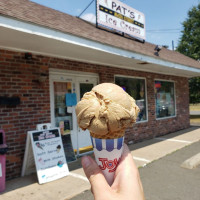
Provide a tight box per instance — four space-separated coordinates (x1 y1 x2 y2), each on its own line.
155 81 175 118
115 76 147 122
80 83 94 99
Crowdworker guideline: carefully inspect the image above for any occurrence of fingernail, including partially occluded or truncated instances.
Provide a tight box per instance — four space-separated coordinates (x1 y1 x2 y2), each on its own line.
82 156 92 168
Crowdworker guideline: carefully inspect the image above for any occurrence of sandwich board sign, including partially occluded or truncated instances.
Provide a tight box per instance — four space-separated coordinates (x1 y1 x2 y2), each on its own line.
22 126 69 184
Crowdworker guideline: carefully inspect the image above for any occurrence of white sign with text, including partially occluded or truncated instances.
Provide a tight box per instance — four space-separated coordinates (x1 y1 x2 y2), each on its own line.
97 0 145 40
30 128 69 184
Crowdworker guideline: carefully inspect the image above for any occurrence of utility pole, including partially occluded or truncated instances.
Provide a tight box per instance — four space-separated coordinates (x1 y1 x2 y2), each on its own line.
172 40 174 51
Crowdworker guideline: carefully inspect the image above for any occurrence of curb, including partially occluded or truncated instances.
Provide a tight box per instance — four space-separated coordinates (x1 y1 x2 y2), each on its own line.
181 152 200 169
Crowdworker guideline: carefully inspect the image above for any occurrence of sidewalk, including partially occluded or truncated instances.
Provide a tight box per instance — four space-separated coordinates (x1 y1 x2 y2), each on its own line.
1 126 200 200
190 110 200 115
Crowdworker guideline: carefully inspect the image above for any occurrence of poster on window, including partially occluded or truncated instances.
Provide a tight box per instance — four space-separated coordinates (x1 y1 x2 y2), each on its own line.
30 128 69 184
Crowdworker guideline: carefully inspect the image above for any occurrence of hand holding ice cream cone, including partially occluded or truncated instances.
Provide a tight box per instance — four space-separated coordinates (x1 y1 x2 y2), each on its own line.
76 83 139 185
81 144 145 200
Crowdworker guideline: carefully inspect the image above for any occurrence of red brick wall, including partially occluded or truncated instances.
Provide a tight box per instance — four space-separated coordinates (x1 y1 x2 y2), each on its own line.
0 50 50 179
0 49 190 179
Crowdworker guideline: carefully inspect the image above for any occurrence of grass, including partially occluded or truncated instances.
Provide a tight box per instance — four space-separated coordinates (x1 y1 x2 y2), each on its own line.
190 103 200 111
190 115 200 124
189 104 200 124
190 118 200 124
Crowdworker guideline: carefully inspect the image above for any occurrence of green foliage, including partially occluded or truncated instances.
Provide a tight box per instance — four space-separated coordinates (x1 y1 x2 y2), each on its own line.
176 3 200 104
189 77 200 104
177 4 200 59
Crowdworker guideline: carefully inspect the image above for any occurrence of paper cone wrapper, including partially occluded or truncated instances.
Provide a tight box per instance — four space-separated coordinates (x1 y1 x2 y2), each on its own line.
91 136 124 186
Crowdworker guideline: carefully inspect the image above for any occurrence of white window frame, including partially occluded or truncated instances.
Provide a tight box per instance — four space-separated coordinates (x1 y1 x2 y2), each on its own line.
154 79 176 120
114 75 148 123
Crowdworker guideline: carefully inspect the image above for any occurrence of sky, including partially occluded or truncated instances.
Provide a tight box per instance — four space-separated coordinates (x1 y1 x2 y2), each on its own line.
31 0 200 50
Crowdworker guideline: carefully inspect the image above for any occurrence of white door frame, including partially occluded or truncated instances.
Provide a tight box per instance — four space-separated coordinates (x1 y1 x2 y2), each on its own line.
49 68 99 155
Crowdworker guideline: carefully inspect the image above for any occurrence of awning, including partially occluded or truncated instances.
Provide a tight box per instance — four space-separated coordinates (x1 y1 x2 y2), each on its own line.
0 15 200 78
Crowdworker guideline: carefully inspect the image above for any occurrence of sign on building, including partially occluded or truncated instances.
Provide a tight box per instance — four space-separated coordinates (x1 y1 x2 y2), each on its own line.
96 0 145 41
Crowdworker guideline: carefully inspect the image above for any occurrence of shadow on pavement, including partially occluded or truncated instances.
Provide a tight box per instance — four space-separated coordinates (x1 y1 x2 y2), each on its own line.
128 125 200 151
3 173 38 193
4 126 200 194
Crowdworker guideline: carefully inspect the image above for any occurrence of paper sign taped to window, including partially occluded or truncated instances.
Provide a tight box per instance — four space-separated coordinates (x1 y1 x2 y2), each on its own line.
66 93 77 106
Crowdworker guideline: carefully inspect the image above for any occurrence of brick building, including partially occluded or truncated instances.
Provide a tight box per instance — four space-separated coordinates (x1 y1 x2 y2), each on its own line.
0 0 200 180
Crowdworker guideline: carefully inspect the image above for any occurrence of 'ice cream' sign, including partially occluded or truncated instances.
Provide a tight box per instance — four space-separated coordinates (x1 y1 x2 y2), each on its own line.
97 0 145 40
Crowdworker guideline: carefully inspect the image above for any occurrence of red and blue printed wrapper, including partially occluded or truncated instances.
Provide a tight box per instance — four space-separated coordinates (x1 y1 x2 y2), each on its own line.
91 136 124 186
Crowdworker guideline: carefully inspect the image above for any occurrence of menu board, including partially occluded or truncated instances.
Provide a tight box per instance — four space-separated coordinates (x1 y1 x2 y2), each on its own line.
30 128 69 184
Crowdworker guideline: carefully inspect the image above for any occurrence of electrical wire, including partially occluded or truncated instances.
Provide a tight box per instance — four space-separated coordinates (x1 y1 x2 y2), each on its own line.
146 28 181 33
147 31 180 34
147 28 180 31
78 0 95 18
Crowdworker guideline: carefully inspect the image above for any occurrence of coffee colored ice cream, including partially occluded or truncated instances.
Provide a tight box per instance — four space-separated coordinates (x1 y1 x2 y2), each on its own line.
76 83 139 139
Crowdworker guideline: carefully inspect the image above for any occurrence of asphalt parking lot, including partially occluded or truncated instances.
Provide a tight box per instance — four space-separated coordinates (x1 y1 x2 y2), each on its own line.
70 140 200 200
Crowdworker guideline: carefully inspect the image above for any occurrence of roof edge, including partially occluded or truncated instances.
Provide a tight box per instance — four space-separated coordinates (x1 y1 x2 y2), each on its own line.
0 15 200 77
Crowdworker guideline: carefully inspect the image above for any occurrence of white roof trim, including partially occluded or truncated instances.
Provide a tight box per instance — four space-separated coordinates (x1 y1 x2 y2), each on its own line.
0 15 200 76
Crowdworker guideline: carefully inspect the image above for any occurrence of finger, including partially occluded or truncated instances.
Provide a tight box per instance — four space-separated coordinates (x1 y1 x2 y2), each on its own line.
112 144 145 198
112 144 134 189
116 144 138 173
81 156 110 197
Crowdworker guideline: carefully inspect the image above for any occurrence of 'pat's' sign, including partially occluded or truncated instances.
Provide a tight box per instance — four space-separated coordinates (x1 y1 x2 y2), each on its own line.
96 0 145 41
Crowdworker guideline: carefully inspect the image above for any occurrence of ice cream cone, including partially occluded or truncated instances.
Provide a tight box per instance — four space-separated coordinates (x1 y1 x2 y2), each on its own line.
90 130 126 185
76 83 139 185
90 135 124 185
90 130 125 139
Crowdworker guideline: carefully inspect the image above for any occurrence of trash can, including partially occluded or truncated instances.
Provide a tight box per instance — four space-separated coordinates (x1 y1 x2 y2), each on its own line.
0 130 8 193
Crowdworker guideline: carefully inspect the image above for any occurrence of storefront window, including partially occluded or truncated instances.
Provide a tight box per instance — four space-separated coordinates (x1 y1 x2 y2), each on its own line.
155 80 175 118
115 76 147 122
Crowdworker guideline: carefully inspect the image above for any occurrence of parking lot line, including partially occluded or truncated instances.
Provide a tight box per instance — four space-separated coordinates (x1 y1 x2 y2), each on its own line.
69 172 89 182
155 137 192 144
133 156 151 163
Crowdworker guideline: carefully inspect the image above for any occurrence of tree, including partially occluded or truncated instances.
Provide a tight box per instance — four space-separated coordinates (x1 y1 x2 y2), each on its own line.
189 77 200 104
176 3 200 104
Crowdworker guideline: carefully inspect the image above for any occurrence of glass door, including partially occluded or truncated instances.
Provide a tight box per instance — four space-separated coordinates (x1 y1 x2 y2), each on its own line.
50 71 98 157
53 82 73 135
53 81 77 162
80 83 94 99
76 82 95 155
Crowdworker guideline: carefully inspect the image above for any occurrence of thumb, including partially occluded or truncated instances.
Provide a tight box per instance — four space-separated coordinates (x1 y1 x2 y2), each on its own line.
81 156 110 197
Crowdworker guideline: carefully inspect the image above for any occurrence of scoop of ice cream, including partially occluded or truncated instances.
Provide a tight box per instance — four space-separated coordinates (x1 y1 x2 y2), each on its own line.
76 83 139 139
